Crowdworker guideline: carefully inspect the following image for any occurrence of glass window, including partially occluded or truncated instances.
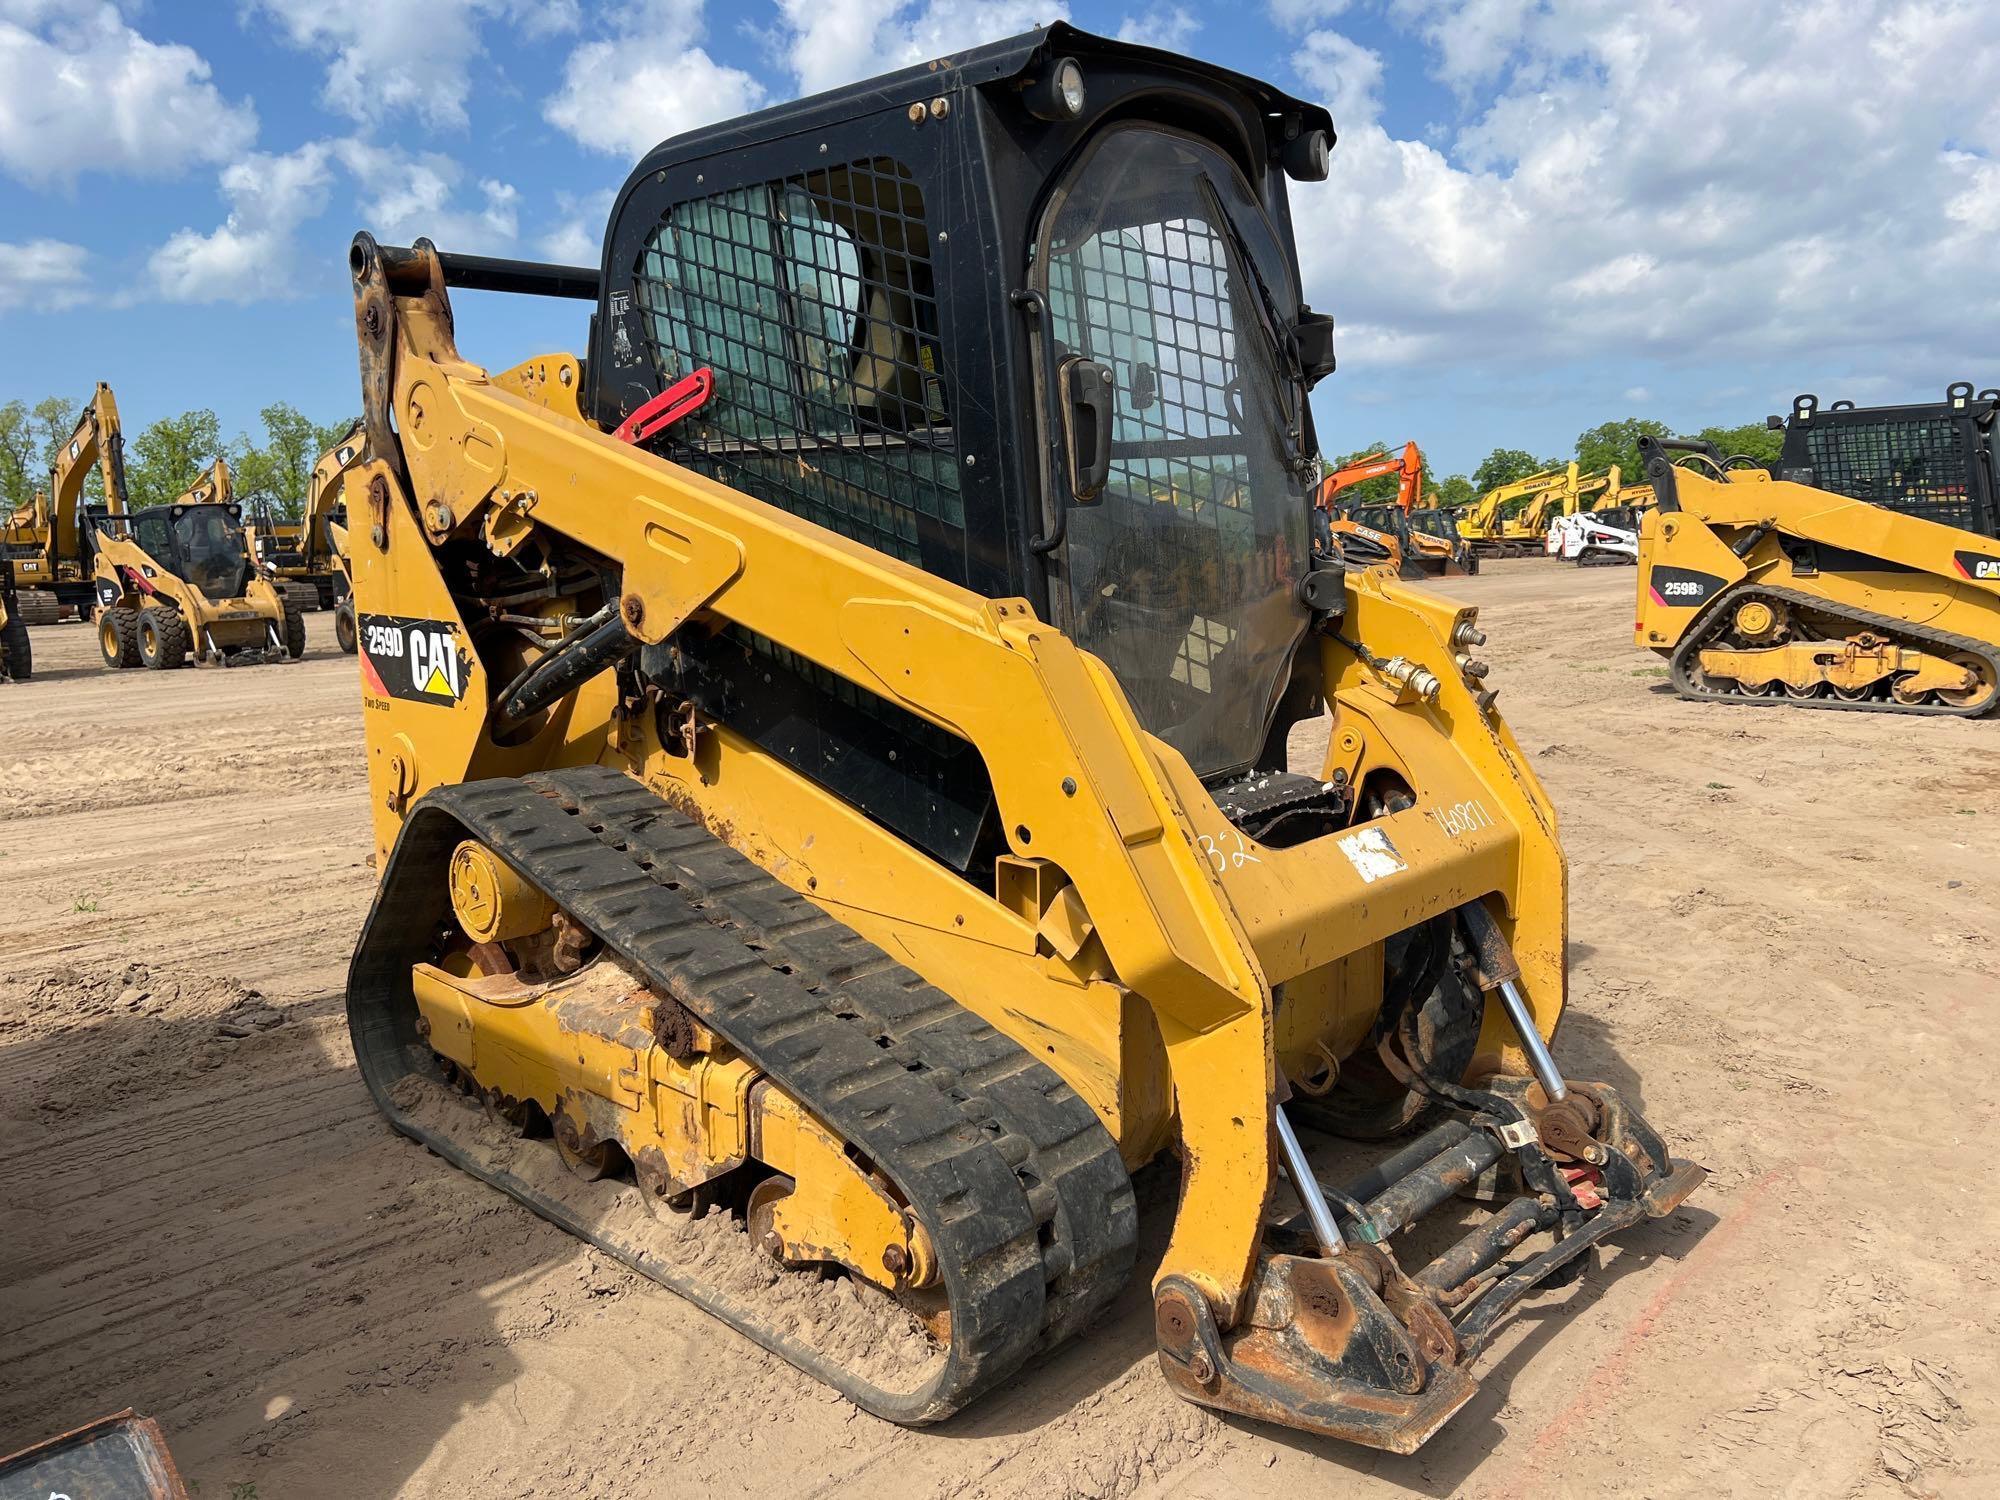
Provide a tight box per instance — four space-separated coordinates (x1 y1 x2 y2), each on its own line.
170 506 249 602
135 513 173 564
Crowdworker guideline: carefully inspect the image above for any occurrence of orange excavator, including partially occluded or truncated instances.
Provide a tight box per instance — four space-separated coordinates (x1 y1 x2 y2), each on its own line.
1316 441 1424 513
1315 443 1475 576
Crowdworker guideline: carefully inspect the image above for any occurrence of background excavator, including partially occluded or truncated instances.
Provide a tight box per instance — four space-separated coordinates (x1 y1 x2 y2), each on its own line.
1315 444 1474 575
249 426 366 615
90 458 302 670
307 423 365 652
1635 434 2000 714
1454 464 1576 558
1 383 128 625
339 27 1699 1456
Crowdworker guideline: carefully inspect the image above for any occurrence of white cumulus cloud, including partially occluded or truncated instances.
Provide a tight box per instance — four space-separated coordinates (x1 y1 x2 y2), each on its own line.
333 141 521 253
776 0 1064 99
148 143 335 303
0 237 90 310
248 0 575 130
0 2 256 188
1117 6 1201 51
544 0 764 159
1284 0 2000 390
148 139 522 303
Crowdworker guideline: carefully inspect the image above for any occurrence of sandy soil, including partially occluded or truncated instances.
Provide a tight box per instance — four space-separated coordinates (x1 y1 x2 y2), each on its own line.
2 569 1996 1498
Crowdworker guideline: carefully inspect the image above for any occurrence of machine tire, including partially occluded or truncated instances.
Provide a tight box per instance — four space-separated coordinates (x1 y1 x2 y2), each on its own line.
137 607 189 669
284 600 308 659
333 598 358 655
1 610 30 681
99 607 141 669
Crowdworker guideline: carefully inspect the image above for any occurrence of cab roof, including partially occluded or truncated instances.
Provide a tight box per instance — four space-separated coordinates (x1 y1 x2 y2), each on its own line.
623 22 1333 181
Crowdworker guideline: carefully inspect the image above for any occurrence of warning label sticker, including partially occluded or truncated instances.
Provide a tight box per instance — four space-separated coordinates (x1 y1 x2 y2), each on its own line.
1337 828 1408 884
358 614 470 707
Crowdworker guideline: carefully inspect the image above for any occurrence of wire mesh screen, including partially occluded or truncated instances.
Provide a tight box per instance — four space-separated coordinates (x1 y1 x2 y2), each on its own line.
632 158 960 572
1800 418 1980 528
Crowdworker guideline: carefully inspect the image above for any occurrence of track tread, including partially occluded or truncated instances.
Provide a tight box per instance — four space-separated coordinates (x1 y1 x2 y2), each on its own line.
347 765 1135 1424
1670 581 2000 717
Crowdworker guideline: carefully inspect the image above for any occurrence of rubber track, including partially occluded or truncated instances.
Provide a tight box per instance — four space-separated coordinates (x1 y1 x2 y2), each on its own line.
1669 581 2000 717
347 765 1135 1424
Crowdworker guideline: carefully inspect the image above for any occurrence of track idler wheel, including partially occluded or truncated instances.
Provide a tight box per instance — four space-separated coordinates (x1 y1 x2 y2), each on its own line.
747 1175 798 1262
552 1106 617 1180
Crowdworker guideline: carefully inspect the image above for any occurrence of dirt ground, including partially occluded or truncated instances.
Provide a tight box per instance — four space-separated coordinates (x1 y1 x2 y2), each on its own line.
3 565 1996 1498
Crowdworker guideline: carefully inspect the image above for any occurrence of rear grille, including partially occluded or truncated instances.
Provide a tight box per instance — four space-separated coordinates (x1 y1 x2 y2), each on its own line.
631 157 963 576
1798 418 1980 529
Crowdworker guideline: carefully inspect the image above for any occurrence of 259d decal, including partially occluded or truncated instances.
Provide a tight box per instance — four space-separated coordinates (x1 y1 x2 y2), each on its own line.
358 615 471 706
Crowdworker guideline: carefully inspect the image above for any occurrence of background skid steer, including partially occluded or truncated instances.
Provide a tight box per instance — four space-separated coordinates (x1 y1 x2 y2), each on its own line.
340 25 1700 1452
1635 434 2000 715
90 470 303 671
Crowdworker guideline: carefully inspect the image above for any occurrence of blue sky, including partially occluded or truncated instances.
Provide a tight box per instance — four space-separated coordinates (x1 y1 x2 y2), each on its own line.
4 0 1996 478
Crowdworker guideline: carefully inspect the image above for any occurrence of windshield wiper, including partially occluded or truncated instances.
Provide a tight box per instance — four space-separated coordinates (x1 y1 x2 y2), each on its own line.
1196 175 1312 480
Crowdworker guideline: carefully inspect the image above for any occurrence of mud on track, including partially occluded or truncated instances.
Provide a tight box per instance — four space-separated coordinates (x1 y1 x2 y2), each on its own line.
2 574 1997 1497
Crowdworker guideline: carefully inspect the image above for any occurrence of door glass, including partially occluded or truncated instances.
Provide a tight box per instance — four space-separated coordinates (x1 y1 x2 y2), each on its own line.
1039 128 1310 779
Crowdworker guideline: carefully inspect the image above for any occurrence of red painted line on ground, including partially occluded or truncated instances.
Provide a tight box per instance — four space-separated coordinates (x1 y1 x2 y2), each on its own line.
1490 1165 1789 1499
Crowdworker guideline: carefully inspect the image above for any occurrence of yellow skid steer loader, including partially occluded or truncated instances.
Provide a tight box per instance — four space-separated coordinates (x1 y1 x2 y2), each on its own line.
341 27 1701 1453
90 465 304 670
1635 435 2000 714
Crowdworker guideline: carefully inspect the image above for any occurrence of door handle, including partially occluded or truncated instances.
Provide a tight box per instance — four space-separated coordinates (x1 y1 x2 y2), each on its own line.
1060 357 1114 502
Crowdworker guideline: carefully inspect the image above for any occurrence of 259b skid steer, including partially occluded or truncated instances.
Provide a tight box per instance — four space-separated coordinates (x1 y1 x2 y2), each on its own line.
1635 435 2000 715
342 27 1700 1453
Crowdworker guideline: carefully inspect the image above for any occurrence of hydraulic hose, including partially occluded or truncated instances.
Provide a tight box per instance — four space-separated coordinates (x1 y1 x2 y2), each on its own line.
492 605 633 732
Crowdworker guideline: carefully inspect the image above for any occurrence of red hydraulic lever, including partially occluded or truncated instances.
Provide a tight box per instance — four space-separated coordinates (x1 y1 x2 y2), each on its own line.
614 368 714 445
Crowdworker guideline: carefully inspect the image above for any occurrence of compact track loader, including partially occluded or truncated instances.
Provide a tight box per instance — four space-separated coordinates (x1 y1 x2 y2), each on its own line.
1635 435 2000 714
1547 505 1642 566
1349 501 1477 577
341 27 1700 1453
90 467 303 670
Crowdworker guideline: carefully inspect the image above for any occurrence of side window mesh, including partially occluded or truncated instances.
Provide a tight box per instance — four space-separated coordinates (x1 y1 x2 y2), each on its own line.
634 158 960 570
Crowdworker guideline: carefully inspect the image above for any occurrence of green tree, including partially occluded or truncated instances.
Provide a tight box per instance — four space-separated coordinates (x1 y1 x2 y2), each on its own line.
126 409 225 509
1471 448 1554 494
0 401 33 512
30 395 80 479
1574 418 1670 482
1434 474 1476 508
233 403 353 522
1691 421 1782 468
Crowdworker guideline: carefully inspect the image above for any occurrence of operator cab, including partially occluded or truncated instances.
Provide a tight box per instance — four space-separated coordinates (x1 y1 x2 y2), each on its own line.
590 26 1339 815
1406 507 1455 542
89 502 254 602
